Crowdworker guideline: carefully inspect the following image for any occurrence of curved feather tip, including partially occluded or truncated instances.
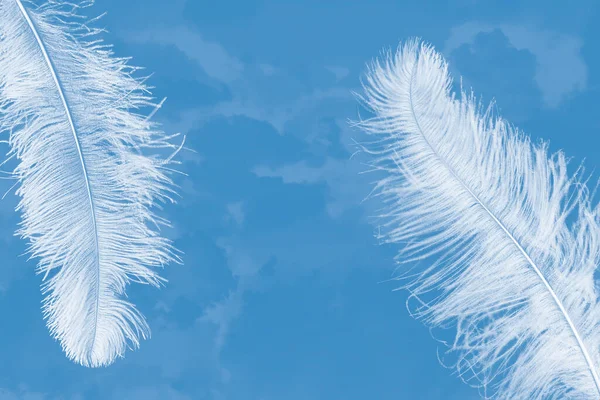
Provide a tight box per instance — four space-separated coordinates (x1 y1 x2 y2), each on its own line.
354 38 600 399
0 0 181 367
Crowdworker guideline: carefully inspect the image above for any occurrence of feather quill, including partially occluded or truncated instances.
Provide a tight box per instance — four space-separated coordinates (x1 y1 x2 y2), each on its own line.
0 0 180 367
354 39 600 399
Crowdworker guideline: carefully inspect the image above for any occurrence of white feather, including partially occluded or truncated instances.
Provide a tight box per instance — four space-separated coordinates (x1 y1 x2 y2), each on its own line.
0 0 180 367
354 39 600 399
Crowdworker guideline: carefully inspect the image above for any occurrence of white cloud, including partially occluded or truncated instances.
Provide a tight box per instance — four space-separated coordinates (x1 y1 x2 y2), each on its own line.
198 86 354 134
0 386 47 400
445 22 587 108
125 25 356 136
127 26 244 85
253 157 363 218
252 120 372 218
197 238 272 384
258 64 278 76
112 384 193 400
216 237 267 279
325 65 350 82
225 201 245 227
201 289 244 355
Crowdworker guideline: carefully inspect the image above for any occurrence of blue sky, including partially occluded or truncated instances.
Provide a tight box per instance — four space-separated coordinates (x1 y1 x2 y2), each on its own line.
0 0 599 398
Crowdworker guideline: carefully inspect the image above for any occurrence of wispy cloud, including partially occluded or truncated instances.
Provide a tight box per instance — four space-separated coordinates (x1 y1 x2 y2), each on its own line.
252 119 372 218
201 288 244 356
127 26 244 85
0 386 47 400
112 384 193 400
445 22 587 108
253 157 359 218
124 24 356 138
225 201 245 227
325 65 350 82
198 236 273 385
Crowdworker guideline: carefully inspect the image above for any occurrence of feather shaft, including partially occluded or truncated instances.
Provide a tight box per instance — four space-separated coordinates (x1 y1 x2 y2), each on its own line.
355 39 600 398
0 0 180 367
407 63 600 394
14 0 102 352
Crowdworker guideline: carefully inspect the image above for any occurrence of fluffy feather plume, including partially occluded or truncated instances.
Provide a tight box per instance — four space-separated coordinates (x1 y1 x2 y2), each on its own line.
0 0 180 367
354 39 600 399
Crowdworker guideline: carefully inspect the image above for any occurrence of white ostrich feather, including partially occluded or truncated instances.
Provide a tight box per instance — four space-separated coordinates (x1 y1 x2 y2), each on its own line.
0 0 180 367
354 39 600 399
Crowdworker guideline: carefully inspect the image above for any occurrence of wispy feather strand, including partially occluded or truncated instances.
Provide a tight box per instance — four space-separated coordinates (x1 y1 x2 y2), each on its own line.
354 39 600 399
0 0 180 367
